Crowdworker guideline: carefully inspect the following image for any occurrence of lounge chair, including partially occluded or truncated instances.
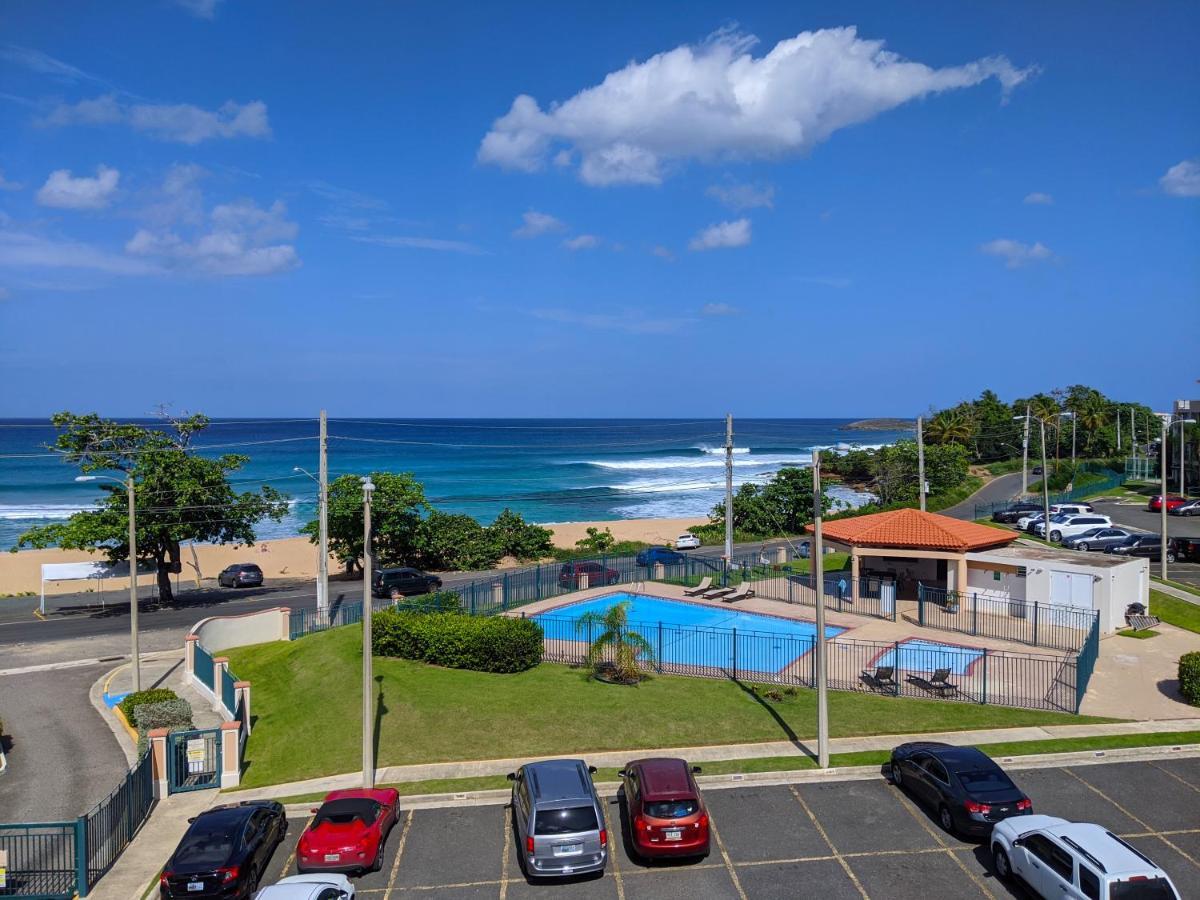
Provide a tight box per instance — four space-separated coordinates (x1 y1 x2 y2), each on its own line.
682 577 713 596
720 587 755 603
905 667 958 697
860 666 897 692
701 586 735 600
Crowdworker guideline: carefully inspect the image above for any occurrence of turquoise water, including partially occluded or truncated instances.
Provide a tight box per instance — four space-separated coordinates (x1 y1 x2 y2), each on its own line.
534 592 845 672
872 638 985 675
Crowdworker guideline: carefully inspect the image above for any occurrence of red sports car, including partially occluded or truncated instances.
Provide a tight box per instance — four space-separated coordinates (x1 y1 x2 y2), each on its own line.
619 757 709 860
1148 495 1186 512
296 788 400 875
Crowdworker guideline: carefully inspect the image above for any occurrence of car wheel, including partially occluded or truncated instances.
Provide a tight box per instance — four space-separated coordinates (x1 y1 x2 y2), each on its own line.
244 868 258 898
938 805 956 835
1050 531 1062 542
892 762 903 786
992 846 1012 881
1167 553 1177 563
1077 543 1089 552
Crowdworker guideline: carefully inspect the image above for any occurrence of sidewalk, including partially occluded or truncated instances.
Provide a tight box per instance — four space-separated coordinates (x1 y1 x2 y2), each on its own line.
1153 580 1200 605
227 716 1200 803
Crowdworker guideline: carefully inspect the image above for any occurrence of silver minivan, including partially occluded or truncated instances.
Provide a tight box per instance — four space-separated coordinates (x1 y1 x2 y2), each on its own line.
507 759 608 879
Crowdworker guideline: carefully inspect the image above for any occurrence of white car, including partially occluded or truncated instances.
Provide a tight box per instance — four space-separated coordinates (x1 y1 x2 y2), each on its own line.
675 533 701 550
1035 514 1113 542
255 873 355 900
1018 512 1047 532
991 815 1179 899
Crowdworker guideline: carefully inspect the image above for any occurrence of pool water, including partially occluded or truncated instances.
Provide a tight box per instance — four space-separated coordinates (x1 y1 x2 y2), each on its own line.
872 639 985 676
533 592 845 673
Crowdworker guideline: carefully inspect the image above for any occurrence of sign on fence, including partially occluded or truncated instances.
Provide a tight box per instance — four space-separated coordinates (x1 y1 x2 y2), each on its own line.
0 848 7 889
186 739 206 774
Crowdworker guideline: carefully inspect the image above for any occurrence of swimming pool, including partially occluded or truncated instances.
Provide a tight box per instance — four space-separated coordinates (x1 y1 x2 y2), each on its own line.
871 638 985 676
533 593 846 673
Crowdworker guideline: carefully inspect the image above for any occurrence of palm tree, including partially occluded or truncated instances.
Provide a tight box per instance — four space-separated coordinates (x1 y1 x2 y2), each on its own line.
925 408 974 446
576 600 654 684
1075 401 1107 456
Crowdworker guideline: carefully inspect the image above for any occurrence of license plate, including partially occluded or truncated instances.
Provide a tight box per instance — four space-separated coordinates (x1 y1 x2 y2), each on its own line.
324 853 341 862
554 843 581 856
664 829 683 841
187 883 204 892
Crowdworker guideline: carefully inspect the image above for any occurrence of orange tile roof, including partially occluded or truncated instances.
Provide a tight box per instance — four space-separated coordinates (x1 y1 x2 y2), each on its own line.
809 508 1018 552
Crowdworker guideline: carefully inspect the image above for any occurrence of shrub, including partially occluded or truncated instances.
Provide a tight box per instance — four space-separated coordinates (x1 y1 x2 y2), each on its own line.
131 698 194 752
118 688 178 723
396 590 463 614
1180 652 1200 707
373 609 543 673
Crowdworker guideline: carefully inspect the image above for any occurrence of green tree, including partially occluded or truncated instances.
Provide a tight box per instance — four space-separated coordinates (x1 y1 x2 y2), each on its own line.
415 510 500 571
16 412 287 603
306 471 429 573
485 508 553 561
576 599 654 684
575 526 616 553
925 407 974 447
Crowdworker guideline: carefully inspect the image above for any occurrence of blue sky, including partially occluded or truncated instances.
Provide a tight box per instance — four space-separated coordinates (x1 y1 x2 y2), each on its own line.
1 1 1197 418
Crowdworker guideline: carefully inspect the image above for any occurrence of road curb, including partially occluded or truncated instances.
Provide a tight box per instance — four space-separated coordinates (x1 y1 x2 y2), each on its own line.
90 662 139 766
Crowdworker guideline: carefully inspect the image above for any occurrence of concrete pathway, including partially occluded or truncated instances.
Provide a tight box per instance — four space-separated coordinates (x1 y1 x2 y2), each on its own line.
1153 580 1200 605
226 717 1200 803
1082 624 1200 719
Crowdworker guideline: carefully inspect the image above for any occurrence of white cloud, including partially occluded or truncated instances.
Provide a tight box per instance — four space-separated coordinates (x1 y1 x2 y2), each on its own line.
1023 192 1053 205
689 218 751 251
701 302 739 316
480 26 1035 186
530 307 685 334
36 165 120 209
43 94 270 144
651 245 675 262
707 181 774 210
173 0 225 18
307 180 388 210
513 210 566 238
352 235 486 254
126 198 299 276
0 45 108 86
1160 158 1200 197
0 229 156 275
562 233 600 251
0 169 21 191
980 238 1054 268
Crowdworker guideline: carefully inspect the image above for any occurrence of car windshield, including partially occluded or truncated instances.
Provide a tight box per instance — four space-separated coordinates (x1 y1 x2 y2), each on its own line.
955 769 1016 792
175 828 234 867
533 806 598 835
1110 877 1176 899
644 799 699 819
314 799 379 827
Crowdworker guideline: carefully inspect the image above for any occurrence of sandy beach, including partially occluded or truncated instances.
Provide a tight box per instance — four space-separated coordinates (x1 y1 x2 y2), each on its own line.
0 516 707 597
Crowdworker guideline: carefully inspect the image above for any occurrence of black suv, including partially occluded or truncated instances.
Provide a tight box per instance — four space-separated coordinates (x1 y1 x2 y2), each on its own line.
372 567 443 598
1105 534 1177 562
992 502 1043 524
217 563 264 588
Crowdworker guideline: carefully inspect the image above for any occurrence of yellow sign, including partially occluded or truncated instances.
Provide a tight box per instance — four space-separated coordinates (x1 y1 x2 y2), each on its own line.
0 846 7 889
186 739 206 763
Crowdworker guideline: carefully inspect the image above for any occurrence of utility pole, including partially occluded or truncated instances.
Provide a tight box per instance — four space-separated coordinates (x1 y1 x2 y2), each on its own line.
318 409 329 615
361 476 376 789
1160 422 1168 581
1131 409 1137 459
127 474 141 692
916 416 927 512
811 449 829 769
1116 407 1121 452
724 413 734 570
1021 404 1031 496
1040 421 1051 546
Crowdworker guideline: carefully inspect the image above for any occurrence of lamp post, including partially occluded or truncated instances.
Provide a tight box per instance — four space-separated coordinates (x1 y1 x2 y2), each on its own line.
1160 421 1168 581
1167 419 1188 500
294 465 329 615
1014 409 1030 496
360 476 376 789
76 474 141 692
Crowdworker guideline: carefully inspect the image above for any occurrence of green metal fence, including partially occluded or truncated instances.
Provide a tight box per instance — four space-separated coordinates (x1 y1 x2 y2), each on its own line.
974 466 1126 520
916 584 1098 653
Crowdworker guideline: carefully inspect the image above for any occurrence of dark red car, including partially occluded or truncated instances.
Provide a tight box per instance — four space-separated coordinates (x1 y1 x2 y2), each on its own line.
619 758 709 860
558 561 621 588
296 788 400 875
1148 495 1187 512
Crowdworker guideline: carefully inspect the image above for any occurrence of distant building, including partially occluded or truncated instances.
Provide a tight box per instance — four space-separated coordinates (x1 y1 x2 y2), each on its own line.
1174 399 1200 423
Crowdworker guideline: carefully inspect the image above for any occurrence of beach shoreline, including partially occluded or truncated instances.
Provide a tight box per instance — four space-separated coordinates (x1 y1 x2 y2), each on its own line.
0 516 708 597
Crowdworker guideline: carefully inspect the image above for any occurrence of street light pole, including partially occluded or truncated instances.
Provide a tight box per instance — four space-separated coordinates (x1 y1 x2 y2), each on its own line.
724 413 734 572
916 416 926 512
811 450 829 769
1015 408 1030 496
318 409 329 614
361 476 376 789
1160 422 1168 581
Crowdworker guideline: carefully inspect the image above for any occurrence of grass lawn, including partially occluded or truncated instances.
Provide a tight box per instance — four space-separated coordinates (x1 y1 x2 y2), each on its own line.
226 625 1115 789
263 730 1200 804
1151 590 1200 634
928 475 985 513
1116 628 1160 640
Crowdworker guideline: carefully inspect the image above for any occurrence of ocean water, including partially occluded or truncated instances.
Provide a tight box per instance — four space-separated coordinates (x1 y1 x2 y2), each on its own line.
0 418 911 550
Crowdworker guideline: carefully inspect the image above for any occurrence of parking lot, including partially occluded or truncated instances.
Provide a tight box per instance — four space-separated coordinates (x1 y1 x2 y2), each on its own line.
256 756 1200 899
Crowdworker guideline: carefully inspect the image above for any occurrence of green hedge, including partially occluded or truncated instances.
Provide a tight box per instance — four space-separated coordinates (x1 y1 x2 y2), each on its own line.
132 699 195 752
372 609 543 673
1180 652 1200 707
395 591 464 614
118 688 178 723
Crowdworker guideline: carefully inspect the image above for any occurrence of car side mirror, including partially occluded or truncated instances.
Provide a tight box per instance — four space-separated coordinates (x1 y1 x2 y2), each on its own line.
187 817 196 823
310 807 319 814
691 766 702 774
588 765 597 774
506 772 516 781
617 770 626 777
1012 838 1024 848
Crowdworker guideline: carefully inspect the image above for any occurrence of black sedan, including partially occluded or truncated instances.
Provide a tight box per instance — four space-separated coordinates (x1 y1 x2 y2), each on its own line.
889 743 1031 838
160 800 287 898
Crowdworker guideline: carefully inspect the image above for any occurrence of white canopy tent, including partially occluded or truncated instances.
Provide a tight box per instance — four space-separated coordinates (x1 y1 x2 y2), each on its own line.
39 560 155 614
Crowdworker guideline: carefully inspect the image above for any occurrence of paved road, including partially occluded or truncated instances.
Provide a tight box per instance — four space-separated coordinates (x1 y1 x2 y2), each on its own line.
0 660 129 821
244 755 1200 899
1091 499 1200 539
942 473 1024 521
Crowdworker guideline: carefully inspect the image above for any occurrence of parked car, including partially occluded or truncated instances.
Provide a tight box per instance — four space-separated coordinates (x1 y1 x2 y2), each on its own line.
889 743 1031 838
1106 534 1177 563
991 816 1180 899
1175 537 1200 562
507 759 608 879
1035 514 1113 542
558 561 620 588
160 800 288 899
371 567 442 599
254 873 354 899
218 563 264 588
1169 497 1200 517
1032 465 1044 475
296 789 400 875
675 534 701 550
1062 527 1134 552
635 546 687 567
1017 512 1047 533
619 757 709 860
1148 495 1187 513
993 501 1043 524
